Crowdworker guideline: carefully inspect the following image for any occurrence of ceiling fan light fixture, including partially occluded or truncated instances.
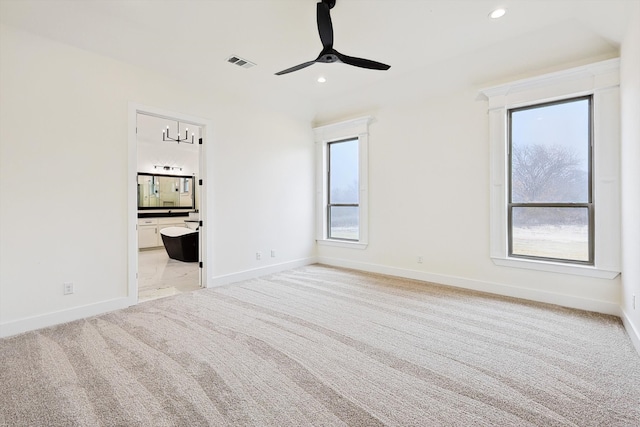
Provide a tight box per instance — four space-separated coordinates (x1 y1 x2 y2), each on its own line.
489 8 506 19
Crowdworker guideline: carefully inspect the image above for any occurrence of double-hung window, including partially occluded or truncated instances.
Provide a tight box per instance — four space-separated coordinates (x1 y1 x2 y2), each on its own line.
481 59 620 278
327 138 360 240
314 117 370 248
508 96 593 264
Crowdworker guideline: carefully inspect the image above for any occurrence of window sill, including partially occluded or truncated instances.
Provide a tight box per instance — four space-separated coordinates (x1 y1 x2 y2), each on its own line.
317 239 368 250
491 256 619 279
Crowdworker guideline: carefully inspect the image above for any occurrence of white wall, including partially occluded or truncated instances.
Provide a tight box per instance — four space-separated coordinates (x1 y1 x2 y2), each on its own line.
1 16 636 339
318 86 622 315
0 24 315 336
620 3 640 351
209 104 316 281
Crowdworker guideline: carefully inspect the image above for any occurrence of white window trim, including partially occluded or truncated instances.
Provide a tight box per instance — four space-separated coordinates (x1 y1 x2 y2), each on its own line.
479 59 621 279
314 116 371 249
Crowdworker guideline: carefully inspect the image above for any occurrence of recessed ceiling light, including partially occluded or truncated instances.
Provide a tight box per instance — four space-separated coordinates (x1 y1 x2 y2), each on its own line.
489 8 506 19
317 76 327 83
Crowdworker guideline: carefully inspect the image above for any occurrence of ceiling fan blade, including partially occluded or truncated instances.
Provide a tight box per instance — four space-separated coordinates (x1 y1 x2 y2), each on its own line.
317 2 333 48
335 51 390 70
276 1 391 76
275 60 317 75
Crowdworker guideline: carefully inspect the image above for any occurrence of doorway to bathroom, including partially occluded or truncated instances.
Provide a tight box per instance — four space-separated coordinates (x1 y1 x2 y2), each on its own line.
128 105 210 304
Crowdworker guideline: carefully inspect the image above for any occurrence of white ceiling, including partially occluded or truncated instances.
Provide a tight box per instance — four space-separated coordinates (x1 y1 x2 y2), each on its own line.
1 0 636 123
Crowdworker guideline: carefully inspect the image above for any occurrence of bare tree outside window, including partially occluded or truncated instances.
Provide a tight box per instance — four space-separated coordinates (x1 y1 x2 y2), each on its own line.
512 144 587 204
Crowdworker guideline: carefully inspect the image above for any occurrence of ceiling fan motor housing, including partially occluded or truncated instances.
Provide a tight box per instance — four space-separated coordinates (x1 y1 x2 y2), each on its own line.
323 0 336 9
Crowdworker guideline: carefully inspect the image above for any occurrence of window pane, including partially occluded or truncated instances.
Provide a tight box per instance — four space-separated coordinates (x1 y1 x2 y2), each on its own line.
329 206 359 240
511 207 589 262
511 99 590 203
329 139 359 204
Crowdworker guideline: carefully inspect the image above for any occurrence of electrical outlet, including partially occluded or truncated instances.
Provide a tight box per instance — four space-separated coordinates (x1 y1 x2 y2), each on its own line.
417 256 424 264
256 252 262 261
63 282 74 295
271 250 276 258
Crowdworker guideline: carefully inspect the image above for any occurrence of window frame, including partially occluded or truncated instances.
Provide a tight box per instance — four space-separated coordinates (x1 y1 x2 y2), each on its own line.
314 117 371 249
507 96 595 265
479 59 620 279
327 138 360 242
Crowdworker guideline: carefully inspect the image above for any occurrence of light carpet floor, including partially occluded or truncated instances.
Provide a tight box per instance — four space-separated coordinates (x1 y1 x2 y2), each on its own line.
1 264 639 426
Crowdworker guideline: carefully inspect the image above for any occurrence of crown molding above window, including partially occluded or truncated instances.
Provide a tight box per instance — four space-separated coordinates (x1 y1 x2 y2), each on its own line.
313 116 373 143
478 58 620 110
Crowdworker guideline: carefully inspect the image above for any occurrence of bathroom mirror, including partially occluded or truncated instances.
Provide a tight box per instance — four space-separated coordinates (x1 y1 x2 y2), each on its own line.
137 173 195 209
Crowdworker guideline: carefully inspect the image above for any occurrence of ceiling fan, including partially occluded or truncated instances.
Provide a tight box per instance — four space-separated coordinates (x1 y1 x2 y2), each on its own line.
275 0 391 75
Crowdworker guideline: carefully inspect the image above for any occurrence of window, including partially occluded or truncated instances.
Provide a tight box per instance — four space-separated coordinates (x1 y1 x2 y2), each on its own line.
508 97 593 264
480 59 620 278
328 139 359 240
314 117 371 248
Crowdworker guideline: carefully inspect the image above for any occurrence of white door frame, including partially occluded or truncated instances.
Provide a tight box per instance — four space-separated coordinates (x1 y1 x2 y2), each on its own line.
127 102 212 305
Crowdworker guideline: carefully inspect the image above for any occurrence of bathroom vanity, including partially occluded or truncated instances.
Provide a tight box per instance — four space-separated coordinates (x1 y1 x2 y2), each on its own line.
137 172 198 249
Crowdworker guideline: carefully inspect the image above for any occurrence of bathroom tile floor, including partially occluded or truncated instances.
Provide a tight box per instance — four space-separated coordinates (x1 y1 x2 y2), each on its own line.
138 248 200 302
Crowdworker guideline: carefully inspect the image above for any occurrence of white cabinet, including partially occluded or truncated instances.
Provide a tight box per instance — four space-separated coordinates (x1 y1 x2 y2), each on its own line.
138 218 159 249
139 225 159 249
138 217 187 249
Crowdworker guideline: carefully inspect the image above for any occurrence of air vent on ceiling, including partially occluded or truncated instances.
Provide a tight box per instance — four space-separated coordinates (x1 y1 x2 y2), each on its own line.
226 55 256 69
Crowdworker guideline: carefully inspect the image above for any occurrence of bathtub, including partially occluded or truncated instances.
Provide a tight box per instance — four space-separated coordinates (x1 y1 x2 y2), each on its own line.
160 227 199 262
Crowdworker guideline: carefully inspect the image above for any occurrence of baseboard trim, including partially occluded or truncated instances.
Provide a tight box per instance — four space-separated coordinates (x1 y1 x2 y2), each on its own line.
3 258 626 344
0 297 132 339
0 258 318 338
621 309 640 356
317 257 621 316
210 257 318 287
